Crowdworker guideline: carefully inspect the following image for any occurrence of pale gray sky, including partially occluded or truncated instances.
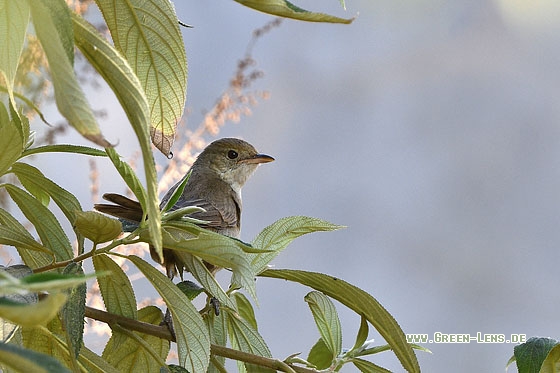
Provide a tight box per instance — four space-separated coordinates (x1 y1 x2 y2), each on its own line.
26 1 560 371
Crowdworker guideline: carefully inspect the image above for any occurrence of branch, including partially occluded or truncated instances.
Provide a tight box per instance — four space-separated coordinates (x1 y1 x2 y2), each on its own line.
84 306 318 373
85 306 172 340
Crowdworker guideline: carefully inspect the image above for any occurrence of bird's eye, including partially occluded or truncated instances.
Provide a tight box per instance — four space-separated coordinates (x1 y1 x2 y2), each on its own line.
227 150 238 159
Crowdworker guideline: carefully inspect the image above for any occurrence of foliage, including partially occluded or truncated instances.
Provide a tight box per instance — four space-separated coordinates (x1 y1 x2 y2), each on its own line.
0 0 421 372
507 337 560 373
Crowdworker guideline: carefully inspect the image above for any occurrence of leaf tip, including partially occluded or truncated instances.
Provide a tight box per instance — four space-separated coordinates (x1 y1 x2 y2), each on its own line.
84 133 114 148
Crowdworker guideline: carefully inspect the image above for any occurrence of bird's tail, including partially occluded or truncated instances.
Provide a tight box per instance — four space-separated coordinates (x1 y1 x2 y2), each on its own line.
94 193 144 232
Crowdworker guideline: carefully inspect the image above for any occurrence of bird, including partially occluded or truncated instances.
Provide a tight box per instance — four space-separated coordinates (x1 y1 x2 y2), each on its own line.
94 137 274 278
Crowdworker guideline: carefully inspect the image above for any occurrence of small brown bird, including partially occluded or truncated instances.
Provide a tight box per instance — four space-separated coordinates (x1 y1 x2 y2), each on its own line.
95 138 274 277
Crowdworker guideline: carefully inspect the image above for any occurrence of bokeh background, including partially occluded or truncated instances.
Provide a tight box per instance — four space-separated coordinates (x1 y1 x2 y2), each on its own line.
16 0 560 371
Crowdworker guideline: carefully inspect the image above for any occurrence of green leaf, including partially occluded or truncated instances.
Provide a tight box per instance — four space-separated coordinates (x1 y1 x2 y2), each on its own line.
20 144 107 158
307 338 333 370
338 0 347 11
234 0 355 24
233 292 258 331
259 269 420 373
0 208 36 238
127 255 210 372
514 337 559 373
0 343 71 373
72 11 162 259
77 346 120 373
60 263 86 361
0 85 50 126
156 222 256 300
355 343 429 358
176 280 205 301
203 306 228 344
9 98 30 143
251 216 345 275
104 147 148 209
351 315 369 353
177 253 236 309
10 162 48 204
226 309 274 373
21 319 72 370
159 222 253 269
304 291 342 359
28 0 110 147
0 225 51 255
352 358 391 373
32 0 75 64
161 171 191 213
0 104 24 177
5 184 73 261
11 162 84 226
0 0 30 108
0 271 96 296
0 293 67 327
0 264 33 280
161 206 208 225
73 211 122 244
102 306 169 373
203 311 227 366
18 172 51 206
11 162 86 252
95 0 188 156
93 254 137 319
540 343 560 373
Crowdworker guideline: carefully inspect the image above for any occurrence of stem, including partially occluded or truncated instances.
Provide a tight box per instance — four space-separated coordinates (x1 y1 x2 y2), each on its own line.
34 249 97 273
33 236 140 273
84 306 319 373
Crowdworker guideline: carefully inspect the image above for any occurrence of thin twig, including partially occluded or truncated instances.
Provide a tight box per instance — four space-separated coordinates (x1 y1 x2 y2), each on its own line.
33 236 140 273
83 306 319 373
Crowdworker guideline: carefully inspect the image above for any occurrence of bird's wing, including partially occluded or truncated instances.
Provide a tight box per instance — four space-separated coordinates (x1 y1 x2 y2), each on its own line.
95 191 241 233
171 195 240 231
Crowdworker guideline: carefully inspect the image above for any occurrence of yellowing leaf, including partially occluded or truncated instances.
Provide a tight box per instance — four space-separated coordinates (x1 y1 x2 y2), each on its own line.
234 0 355 24
102 306 169 372
0 0 29 108
74 211 122 244
0 293 67 327
29 0 110 147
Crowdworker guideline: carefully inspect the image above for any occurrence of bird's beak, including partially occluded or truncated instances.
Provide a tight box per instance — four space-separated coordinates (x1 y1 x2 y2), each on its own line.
242 153 275 164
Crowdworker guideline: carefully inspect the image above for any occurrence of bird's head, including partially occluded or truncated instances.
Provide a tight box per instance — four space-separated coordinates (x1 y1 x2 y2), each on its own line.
193 138 274 192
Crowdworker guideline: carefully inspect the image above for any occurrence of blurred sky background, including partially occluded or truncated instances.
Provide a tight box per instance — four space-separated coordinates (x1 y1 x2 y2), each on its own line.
16 0 560 371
